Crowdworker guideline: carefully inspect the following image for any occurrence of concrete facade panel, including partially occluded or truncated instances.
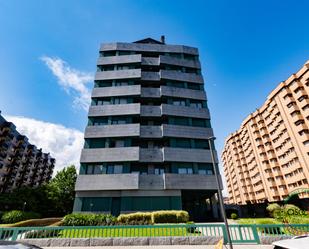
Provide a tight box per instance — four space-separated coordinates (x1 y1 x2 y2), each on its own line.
161 104 210 118
95 69 141 80
80 147 140 163
163 147 218 163
88 103 140 116
92 85 141 98
84 124 140 138
164 174 218 190
97 54 142 65
75 174 139 191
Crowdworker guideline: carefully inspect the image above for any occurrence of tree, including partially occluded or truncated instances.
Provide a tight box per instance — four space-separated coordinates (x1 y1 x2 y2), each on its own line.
47 165 77 215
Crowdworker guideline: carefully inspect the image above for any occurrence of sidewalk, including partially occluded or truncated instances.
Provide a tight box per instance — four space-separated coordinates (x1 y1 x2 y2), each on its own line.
44 245 273 249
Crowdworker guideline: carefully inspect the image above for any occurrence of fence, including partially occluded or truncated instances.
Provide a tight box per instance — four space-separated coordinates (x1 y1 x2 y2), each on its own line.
0 223 308 244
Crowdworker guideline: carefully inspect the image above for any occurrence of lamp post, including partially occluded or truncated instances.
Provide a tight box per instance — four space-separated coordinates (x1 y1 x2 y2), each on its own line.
207 137 233 249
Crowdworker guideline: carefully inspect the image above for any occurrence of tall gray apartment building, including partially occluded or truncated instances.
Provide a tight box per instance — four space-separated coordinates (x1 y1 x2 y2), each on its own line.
0 112 55 193
74 37 221 221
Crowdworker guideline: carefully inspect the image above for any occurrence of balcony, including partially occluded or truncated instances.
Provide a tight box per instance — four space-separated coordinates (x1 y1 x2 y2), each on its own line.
141 87 161 98
159 55 201 69
160 86 206 100
97 54 142 65
92 85 141 98
140 105 161 117
140 126 162 138
162 125 213 139
139 174 164 190
141 71 160 81
95 69 141 81
139 148 163 162
88 103 140 117
75 173 139 191
80 147 139 163
161 104 210 119
163 147 218 163
141 57 159 66
164 174 220 190
85 124 140 138
160 70 203 84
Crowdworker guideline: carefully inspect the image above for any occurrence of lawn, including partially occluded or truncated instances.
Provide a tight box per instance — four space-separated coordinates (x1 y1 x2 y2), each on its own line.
236 218 280 225
58 226 197 238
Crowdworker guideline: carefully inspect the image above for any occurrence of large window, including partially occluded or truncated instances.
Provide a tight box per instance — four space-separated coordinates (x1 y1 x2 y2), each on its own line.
178 167 193 174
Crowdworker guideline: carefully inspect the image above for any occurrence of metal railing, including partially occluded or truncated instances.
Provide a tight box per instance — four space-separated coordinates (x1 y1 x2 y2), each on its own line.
0 223 308 244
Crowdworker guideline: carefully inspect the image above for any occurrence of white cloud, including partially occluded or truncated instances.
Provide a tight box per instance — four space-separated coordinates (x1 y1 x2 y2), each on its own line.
40 56 93 111
5 115 84 174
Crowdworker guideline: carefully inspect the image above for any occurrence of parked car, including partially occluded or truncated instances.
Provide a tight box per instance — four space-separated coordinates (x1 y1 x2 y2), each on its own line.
0 241 42 249
272 235 309 249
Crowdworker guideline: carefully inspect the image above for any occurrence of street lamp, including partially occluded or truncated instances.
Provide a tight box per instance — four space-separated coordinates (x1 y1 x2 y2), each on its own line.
207 137 233 249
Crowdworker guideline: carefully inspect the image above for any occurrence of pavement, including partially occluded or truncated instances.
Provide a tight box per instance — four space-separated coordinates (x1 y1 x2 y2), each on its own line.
43 245 274 249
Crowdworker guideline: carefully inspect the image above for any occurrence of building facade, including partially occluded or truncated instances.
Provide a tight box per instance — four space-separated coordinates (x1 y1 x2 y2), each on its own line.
222 61 309 205
0 112 55 193
73 37 221 221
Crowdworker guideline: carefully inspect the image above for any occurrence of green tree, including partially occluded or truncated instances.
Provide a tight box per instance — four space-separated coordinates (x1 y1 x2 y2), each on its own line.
47 165 77 215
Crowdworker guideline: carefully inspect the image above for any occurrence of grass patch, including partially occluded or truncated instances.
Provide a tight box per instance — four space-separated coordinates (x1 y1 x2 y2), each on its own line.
59 226 198 238
237 218 281 225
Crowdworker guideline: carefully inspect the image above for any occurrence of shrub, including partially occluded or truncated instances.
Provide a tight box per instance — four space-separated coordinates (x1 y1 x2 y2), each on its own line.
62 213 116 226
152 210 189 224
266 203 281 218
6 218 62 227
186 221 200 233
117 212 152 225
24 229 60 239
1 210 41 224
231 213 238 220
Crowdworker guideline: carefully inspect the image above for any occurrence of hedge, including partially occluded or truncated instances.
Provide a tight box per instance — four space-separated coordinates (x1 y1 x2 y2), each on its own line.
62 213 116 226
118 210 189 225
152 210 189 224
1 210 41 224
117 212 152 225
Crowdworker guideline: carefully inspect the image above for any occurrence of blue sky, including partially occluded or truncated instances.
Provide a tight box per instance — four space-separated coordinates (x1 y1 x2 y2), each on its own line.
0 0 308 181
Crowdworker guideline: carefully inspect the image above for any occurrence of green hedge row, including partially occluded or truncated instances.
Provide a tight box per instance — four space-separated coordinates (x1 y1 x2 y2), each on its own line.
62 210 189 226
62 213 116 226
1 210 41 224
118 210 189 225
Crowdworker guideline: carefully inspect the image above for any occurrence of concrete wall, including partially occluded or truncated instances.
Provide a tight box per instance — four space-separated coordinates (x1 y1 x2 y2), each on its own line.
88 103 140 116
92 85 141 97
164 148 218 163
95 69 141 80
97 54 142 65
85 124 140 138
75 174 139 191
80 147 140 163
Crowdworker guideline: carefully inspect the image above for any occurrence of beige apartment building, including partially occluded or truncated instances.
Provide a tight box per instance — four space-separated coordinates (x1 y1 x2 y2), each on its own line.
222 61 309 205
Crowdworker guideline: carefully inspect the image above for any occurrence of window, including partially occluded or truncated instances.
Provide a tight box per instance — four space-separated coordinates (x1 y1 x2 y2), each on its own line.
303 140 309 146
94 165 105 174
169 117 189 126
172 138 191 148
178 167 193 174
154 167 165 175
194 139 209 149
172 98 186 106
298 95 308 102
192 118 211 127
114 165 123 174
114 81 129 86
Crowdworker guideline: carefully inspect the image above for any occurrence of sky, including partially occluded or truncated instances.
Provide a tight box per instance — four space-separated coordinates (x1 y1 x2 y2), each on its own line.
0 0 308 193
